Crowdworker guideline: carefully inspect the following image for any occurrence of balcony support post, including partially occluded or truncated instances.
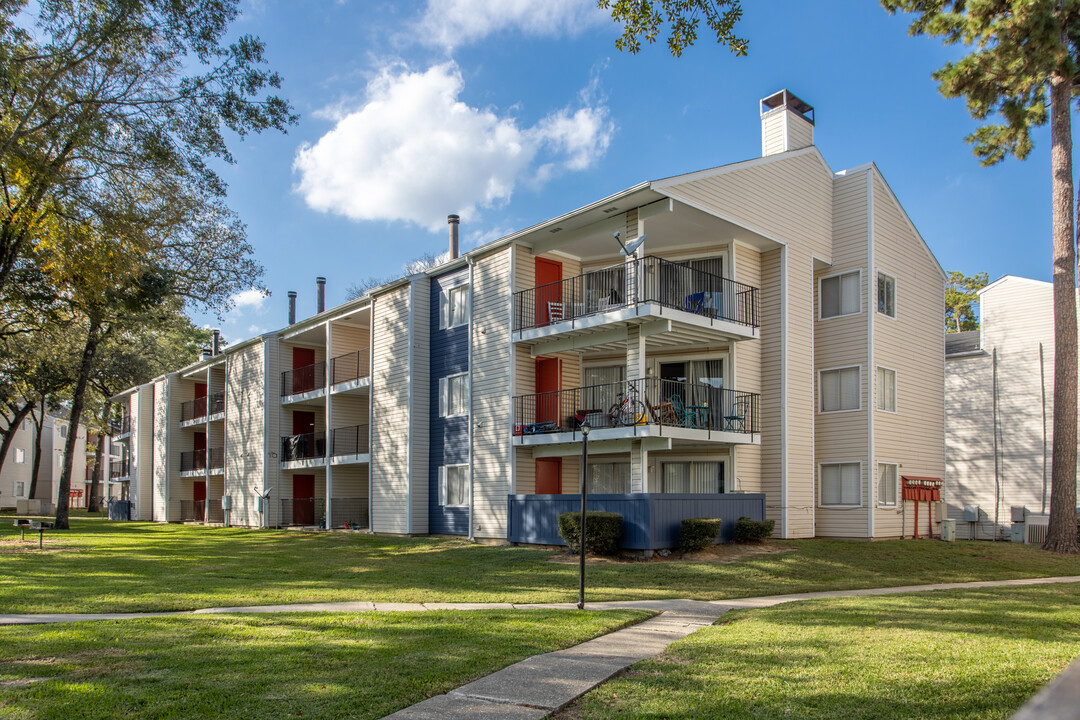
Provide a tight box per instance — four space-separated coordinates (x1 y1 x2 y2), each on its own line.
326 328 334 530
631 439 649 494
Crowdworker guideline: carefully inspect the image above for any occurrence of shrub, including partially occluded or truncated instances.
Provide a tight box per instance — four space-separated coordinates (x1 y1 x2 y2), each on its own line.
733 516 775 543
557 511 623 555
680 518 723 553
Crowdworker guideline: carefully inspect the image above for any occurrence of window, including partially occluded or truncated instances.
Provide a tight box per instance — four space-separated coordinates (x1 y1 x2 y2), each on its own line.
14 448 25 464
440 465 469 506
439 373 469 417
440 284 469 329
661 461 724 493
583 365 625 413
877 367 897 412
820 367 860 412
878 464 898 507
877 272 896 317
821 463 861 506
820 271 860 318
588 461 630 494
58 424 68 439
14 481 25 497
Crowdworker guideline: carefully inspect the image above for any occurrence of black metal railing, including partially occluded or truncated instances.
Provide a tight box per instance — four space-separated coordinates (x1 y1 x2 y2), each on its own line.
208 392 225 416
282 361 326 397
512 255 759 332
111 416 131 435
281 431 326 461
513 377 760 438
180 447 224 473
109 458 130 479
207 503 223 524
180 499 205 522
331 350 370 386
278 498 367 528
331 424 369 456
181 396 207 423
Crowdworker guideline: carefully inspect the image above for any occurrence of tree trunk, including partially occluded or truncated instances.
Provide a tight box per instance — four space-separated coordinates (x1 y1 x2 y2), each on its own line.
55 320 101 530
0 401 34 476
1042 69 1079 553
28 406 44 501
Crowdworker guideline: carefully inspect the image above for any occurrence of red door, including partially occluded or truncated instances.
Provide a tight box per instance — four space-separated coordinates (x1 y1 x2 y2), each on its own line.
535 357 561 425
193 480 206 521
535 257 562 326
291 411 317 460
535 458 562 494
194 382 207 418
194 383 207 398
293 474 315 525
293 347 316 393
193 431 206 471
293 411 315 436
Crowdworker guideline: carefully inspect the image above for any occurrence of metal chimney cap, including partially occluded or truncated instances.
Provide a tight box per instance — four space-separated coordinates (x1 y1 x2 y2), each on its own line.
448 214 460 223
316 276 326 283
287 290 297 298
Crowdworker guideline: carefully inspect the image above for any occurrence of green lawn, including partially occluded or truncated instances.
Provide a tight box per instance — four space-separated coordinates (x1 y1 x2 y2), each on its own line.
560 584 1080 720
0 609 648 720
2 516 1080 613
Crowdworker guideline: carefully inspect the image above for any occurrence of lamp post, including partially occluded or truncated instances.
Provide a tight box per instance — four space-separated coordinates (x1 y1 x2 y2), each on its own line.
578 422 590 610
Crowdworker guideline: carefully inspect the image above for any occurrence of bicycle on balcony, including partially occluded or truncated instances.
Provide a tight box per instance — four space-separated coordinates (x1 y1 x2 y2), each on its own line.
608 385 650 427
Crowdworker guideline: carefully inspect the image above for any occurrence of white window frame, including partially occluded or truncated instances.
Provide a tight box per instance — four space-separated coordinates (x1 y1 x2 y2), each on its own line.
657 457 728 494
14 480 26 498
877 462 899 507
876 366 897 413
58 424 68 439
818 365 862 414
439 373 469 418
819 461 863 508
440 283 469 329
13 447 26 464
439 464 470 507
818 269 862 320
876 270 896 318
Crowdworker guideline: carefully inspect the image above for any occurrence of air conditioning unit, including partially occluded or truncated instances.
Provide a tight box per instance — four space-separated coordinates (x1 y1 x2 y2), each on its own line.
1010 506 1026 523
1024 514 1049 545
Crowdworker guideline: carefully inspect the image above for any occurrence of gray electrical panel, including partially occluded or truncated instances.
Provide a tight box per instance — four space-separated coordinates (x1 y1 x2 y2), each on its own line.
963 505 980 522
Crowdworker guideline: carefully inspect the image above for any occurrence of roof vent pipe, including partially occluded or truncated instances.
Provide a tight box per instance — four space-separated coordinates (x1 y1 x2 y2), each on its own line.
448 214 460 260
316 277 326 314
288 291 297 325
212 328 221 356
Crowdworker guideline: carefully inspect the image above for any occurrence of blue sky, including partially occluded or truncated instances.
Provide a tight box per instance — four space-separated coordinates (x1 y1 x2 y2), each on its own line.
205 0 1055 340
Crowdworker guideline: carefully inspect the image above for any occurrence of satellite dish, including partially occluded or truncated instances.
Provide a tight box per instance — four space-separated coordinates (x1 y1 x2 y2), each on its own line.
614 230 646 257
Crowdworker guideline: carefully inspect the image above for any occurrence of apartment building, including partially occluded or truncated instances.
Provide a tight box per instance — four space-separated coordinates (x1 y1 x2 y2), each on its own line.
945 276 1079 539
112 90 947 543
1 412 90 512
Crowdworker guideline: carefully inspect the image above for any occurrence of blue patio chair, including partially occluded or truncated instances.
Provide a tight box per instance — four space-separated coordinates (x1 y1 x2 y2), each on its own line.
723 401 750 433
684 292 706 314
669 395 705 429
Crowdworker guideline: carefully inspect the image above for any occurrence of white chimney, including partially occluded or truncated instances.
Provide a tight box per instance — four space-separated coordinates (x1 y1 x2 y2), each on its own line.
760 89 814 157
448 214 460 260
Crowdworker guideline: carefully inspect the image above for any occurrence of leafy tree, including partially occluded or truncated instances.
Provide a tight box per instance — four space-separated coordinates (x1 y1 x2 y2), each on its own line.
345 251 449 300
945 270 989 333
882 0 1077 553
598 0 747 56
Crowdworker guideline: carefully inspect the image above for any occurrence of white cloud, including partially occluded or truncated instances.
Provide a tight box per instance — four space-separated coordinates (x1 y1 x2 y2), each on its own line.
293 62 614 232
231 288 268 310
416 0 606 50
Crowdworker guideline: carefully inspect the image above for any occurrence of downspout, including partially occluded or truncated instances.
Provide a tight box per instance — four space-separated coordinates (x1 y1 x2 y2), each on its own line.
467 255 476 542
1040 342 1048 515
367 299 376 534
866 170 876 538
779 245 788 538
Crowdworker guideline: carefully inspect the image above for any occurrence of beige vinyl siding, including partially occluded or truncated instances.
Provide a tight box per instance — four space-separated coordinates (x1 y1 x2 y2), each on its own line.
331 395 369 434
410 278 430 535
472 247 513 538
332 465 368 504
870 172 946 537
732 243 763 493
761 109 786 156
153 379 170 522
370 284 411 533
945 352 998 537
515 446 536 495
787 115 813 151
136 386 155 521
225 341 267 528
814 170 870 538
329 323 369 374
758 248 782 529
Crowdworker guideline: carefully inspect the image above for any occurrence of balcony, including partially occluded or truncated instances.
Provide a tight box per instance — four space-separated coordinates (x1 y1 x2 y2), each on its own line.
109 458 130 480
111 416 131 437
330 351 371 393
330 424 370 463
512 256 759 351
180 393 223 426
281 431 327 467
180 499 206 522
513 377 760 448
279 497 368 528
281 361 326 403
179 447 224 475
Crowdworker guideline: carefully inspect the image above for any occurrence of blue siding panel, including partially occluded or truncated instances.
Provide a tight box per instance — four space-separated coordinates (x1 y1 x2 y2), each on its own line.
429 269 470 535
507 493 767 549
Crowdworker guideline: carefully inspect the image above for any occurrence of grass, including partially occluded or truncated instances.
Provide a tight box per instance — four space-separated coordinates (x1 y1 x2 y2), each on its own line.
559 584 1080 720
2 516 1080 613
0 608 649 720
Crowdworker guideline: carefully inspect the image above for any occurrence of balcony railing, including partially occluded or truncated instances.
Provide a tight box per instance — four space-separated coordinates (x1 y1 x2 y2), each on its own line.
282 361 326 397
111 416 131 435
180 447 224 473
180 499 206 522
109 458 130 479
208 392 225 416
331 424 370 456
279 498 368 528
513 255 759 332
281 431 326 462
331 350 370 386
513 377 760 437
181 396 207 423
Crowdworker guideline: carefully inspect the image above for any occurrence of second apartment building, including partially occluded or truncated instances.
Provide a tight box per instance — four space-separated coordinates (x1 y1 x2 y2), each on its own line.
113 90 947 542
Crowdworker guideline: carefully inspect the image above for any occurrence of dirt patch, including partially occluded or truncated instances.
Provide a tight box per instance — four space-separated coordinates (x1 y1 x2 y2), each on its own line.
0 677 54 688
546 541 795 565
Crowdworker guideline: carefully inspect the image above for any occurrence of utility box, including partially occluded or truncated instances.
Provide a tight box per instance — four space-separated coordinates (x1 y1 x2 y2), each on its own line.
1011 506 1026 523
1010 523 1025 543
221 495 232 511
940 518 956 542
963 505 980 522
